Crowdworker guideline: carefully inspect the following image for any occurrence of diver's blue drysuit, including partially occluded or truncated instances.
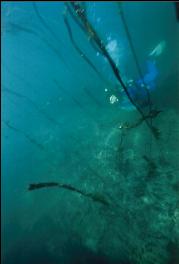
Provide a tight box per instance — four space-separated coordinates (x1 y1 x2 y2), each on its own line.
121 60 158 110
136 60 158 91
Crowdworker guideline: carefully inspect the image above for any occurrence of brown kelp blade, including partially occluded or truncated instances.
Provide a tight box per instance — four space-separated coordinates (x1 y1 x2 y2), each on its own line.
28 182 110 206
28 182 59 190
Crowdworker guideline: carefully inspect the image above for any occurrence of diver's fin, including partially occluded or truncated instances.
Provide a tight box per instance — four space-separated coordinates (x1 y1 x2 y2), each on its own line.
149 41 166 57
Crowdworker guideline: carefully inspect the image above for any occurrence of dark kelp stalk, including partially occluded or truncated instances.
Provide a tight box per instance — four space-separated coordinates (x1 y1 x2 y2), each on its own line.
28 182 110 206
66 2 161 140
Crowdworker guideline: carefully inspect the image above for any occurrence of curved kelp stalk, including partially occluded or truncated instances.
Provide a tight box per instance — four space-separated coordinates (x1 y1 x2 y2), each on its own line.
2 21 38 36
3 120 45 151
2 87 61 127
3 20 67 67
118 109 162 139
54 79 100 124
82 86 102 107
32 2 63 46
28 182 110 206
67 2 160 139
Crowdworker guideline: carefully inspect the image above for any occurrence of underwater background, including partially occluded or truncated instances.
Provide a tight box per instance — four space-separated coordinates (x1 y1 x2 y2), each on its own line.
1 2 179 264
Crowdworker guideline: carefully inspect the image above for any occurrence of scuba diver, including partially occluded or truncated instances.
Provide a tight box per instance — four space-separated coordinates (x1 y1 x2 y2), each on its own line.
118 41 166 111
120 59 158 111
107 58 158 110
106 40 165 111
120 40 166 111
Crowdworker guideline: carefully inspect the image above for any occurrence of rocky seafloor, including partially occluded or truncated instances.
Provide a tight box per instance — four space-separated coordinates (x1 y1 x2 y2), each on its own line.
3 107 179 264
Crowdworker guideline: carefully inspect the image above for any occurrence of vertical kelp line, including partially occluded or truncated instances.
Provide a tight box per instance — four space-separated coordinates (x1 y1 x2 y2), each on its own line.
32 2 68 67
65 2 103 56
66 2 160 139
64 3 121 96
63 8 106 83
64 5 118 91
117 3 152 115
32 2 63 45
117 3 154 153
